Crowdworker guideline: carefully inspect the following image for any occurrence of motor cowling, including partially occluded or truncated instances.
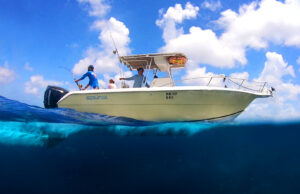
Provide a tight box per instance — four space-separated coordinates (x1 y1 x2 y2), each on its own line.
44 86 69 108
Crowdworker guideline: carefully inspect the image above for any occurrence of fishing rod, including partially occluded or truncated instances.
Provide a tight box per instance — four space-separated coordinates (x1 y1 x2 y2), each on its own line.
58 66 82 90
105 19 128 88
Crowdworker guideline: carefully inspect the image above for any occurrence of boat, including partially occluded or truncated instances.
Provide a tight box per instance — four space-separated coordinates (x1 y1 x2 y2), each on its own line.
44 53 273 122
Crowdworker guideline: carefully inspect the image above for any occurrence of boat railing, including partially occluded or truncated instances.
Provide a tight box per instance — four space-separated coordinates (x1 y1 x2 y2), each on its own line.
152 75 270 94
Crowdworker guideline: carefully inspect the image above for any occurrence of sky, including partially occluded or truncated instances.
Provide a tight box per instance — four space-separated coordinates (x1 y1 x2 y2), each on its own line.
0 0 300 121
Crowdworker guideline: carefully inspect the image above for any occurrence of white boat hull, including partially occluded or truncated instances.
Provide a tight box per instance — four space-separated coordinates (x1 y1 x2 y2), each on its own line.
57 86 270 122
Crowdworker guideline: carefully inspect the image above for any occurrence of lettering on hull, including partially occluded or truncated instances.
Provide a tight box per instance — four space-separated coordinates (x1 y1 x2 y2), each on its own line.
86 95 108 100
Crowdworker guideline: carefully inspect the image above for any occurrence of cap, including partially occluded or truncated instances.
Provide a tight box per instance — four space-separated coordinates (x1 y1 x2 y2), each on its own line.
88 65 94 71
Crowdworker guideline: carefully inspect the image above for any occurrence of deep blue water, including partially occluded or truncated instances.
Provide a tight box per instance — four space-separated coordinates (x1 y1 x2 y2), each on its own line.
0 95 300 193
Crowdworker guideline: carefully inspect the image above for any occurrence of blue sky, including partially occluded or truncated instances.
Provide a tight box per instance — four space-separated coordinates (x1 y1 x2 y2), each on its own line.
0 0 300 120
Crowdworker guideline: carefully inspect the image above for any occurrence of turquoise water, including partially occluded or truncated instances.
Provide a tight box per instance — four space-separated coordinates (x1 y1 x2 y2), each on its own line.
1 95 300 193
0 95 221 146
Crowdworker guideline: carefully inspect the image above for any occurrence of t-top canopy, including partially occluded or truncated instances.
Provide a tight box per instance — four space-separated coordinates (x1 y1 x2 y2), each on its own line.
119 53 187 72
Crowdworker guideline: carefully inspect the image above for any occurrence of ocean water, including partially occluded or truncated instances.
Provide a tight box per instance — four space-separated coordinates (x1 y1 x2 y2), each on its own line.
0 95 300 193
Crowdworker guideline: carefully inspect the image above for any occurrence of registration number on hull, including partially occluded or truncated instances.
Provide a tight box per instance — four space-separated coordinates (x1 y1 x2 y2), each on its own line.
166 92 177 100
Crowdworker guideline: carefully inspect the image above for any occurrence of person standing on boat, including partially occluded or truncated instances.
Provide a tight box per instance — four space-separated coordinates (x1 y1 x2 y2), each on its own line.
119 67 149 88
75 65 99 90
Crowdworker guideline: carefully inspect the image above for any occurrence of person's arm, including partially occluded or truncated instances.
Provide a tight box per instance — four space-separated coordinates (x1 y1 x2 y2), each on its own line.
120 75 135 81
76 72 88 83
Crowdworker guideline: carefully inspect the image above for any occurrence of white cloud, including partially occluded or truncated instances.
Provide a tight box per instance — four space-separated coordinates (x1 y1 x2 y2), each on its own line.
258 52 295 84
92 17 131 56
74 0 131 79
218 0 300 49
240 98 300 121
156 2 199 25
230 72 249 80
24 62 33 71
24 75 64 97
0 62 16 84
73 17 130 75
77 0 110 17
240 52 300 121
156 2 199 42
160 0 300 68
201 0 222 11
160 26 245 68
256 52 300 103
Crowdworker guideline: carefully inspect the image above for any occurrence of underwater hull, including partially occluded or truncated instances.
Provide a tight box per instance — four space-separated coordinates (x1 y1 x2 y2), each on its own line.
57 87 267 122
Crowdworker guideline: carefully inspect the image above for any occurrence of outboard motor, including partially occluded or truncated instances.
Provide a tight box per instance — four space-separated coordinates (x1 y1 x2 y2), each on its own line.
44 86 69 108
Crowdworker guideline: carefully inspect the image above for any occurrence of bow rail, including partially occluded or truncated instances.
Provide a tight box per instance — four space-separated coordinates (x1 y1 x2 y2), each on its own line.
151 75 272 94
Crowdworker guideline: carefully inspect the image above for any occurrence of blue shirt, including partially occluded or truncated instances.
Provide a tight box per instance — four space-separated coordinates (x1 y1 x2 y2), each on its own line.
80 71 99 88
124 74 149 88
